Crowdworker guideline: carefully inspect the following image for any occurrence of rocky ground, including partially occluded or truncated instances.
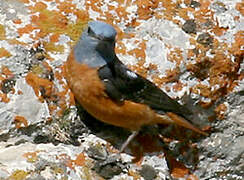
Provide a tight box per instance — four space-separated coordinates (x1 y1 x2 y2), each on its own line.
0 0 243 179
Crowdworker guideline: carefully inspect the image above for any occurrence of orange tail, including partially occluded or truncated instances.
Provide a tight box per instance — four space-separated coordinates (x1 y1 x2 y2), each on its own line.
156 112 208 136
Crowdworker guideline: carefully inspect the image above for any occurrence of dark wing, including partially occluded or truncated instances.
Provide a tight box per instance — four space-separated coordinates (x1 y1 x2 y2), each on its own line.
98 57 192 117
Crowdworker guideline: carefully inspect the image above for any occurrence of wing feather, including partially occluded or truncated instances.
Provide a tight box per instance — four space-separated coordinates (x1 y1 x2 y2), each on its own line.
98 57 192 117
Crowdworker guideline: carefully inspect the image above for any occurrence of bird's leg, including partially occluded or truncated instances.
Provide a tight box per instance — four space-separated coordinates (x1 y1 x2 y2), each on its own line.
120 131 139 153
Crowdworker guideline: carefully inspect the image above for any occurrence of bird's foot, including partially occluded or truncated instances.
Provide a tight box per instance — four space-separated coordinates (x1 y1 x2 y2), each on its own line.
119 131 139 153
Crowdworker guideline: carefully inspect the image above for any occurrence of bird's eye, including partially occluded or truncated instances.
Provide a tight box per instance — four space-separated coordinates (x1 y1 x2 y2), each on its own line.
88 27 91 34
87 27 96 38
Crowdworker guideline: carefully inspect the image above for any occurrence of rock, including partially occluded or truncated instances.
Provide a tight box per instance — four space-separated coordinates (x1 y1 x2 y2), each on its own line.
139 164 157 180
197 33 213 46
182 20 197 34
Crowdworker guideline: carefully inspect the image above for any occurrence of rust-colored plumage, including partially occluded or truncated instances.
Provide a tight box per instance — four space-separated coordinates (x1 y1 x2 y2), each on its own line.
65 21 207 151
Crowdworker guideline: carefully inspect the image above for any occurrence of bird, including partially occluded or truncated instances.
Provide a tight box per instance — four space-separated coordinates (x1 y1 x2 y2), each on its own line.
65 21 207 152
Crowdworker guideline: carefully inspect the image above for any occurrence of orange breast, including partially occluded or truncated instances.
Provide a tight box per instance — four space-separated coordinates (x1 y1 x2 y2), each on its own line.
65 50 159 131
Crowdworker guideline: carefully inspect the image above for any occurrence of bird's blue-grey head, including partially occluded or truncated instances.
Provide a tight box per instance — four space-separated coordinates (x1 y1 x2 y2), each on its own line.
74 21 117 67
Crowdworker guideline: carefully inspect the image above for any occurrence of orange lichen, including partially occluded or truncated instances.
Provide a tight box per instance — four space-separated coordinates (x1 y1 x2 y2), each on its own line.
14 115 28 129
57 1 76 14
59 153 86 170
0 48 11 58
186 29 242 108
66 19 89 43
11 88 16 94
18 90 23 95
17 24 37 36
129 59 148 78
191 84 211 98
178 7 194 20
73 153 86 166
18 0 30 3
212 26 227 36
43 41 64 53
26 0 88 48
25 62 73 118
128 170 141 180
31 10 67 38
65 158 74 170
54 71 64 82
127 45 145 60
168 155 189 178
136 0 159 20
173 81 184 92
53 65 76 113
193 0 213 23
12 19 22 24
164 68 181 83
0 66 14 103
167 48 184 65
0 24 6 40
23 151 39 163
210 53 236 78
8 39 28 46
229 31 244 56
171 166 189 178
9 170 28 180
162 1 177 22
0 93 10 103
25 72 53 103
236 2 244 16
1 66 14 78
55 90 69 117
160 0 212 26
50 33 60 43
187 174 199 180
115 41 127 55
29 1 48 12
199 100 212 109
85 0 158 28
215 103 227 120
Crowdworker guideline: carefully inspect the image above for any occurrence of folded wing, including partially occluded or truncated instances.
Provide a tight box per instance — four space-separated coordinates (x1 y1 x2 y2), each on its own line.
98 57 192 119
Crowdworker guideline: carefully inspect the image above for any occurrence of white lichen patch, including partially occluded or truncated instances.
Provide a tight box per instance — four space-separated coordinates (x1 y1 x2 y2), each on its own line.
0 78 50 134
144 38 175 75
138 18 191 49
